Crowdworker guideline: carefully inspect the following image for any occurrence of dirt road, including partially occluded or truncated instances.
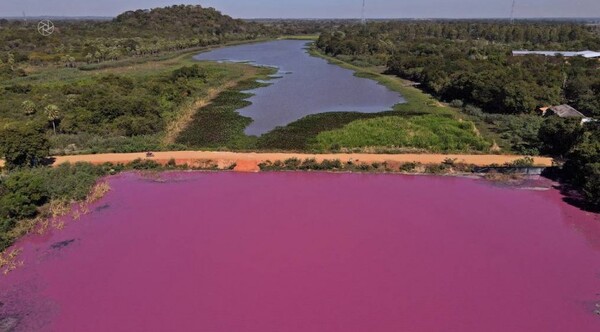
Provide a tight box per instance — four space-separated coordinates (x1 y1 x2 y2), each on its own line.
0 151 553 172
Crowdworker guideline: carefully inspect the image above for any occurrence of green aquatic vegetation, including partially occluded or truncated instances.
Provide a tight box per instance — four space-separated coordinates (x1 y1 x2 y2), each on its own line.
257 112 387 151
175 68 275 149
175 89 256 149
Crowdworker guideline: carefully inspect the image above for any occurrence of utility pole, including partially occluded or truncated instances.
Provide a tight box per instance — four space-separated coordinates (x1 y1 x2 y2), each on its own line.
361 0 366 25
510 0 517 24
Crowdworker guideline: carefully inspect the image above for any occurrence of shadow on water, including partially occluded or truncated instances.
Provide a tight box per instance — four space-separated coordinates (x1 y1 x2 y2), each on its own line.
541 168 600 214
50 239 77 251
95 204 110 212
556 184 600 214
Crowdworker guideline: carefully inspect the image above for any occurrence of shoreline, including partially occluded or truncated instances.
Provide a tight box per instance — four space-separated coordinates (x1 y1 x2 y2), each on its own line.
0 151 553 170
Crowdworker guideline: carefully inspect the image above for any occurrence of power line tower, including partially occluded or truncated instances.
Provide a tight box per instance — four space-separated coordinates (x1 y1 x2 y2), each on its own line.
510 0 517 24
23 11 27 24
361 0 366 25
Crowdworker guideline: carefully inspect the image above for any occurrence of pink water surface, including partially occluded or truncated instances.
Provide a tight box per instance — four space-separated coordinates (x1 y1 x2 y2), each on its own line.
1 172 600 331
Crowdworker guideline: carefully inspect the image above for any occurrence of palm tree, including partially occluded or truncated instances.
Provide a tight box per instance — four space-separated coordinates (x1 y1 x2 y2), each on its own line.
21 100 37 116
44 104 61 134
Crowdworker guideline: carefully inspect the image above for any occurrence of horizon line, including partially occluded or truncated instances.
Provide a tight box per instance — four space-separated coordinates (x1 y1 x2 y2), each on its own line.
2 15 600 20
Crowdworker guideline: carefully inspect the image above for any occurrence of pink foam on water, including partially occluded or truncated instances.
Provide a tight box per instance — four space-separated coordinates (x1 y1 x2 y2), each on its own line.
1 172 600 331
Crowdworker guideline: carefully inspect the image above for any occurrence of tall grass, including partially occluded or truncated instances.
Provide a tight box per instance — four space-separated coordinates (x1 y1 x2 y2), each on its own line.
313 115 491 153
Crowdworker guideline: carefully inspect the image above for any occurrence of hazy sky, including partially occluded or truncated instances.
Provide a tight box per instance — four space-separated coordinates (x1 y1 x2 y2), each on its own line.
1 0 599 18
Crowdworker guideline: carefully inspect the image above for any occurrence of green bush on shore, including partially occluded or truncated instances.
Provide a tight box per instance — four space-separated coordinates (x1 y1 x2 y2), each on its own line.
0 163 109 250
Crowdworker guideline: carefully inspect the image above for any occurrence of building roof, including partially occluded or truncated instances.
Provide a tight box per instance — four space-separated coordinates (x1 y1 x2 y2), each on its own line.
546 105 585 118
578 50 600 58
512 50 600 58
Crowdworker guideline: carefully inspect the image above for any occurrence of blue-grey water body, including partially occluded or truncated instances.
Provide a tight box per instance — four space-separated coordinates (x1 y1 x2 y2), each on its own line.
194 40 405 136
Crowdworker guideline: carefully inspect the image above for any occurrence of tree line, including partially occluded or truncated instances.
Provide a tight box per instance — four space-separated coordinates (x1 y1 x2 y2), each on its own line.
0 5 277 77
317 22 600 116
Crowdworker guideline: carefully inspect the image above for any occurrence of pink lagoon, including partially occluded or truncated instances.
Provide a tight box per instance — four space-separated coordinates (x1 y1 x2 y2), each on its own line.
1 172 600 331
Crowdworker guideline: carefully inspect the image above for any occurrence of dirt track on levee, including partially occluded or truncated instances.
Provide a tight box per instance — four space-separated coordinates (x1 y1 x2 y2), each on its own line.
0 151 553 172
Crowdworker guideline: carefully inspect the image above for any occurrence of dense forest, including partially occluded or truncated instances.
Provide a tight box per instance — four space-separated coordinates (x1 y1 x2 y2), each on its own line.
317 22 600 116
0 5 275 75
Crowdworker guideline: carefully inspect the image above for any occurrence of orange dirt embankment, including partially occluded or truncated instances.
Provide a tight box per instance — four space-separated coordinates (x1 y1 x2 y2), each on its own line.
0 151 553 172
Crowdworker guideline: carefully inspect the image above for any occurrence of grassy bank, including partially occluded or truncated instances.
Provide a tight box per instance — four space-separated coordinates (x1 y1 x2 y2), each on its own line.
313 115 490 152
287 48 494 154
277 35 320 41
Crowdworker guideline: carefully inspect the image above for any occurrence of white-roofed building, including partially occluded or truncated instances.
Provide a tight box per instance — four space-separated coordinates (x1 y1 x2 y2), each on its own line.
512 50 600 58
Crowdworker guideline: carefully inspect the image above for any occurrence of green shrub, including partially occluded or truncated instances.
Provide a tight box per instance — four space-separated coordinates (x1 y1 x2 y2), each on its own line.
44 163 108 200
0 170 49 223
320 159 343 169
463 105 484 117
0 123 49 170
170 64 208 82
506 157 535 167
284 158 302 169
299 158 320 170
399 162 418 172
443 158 457 166
449 100 464 108
425 163 451 174
129 159 161 170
